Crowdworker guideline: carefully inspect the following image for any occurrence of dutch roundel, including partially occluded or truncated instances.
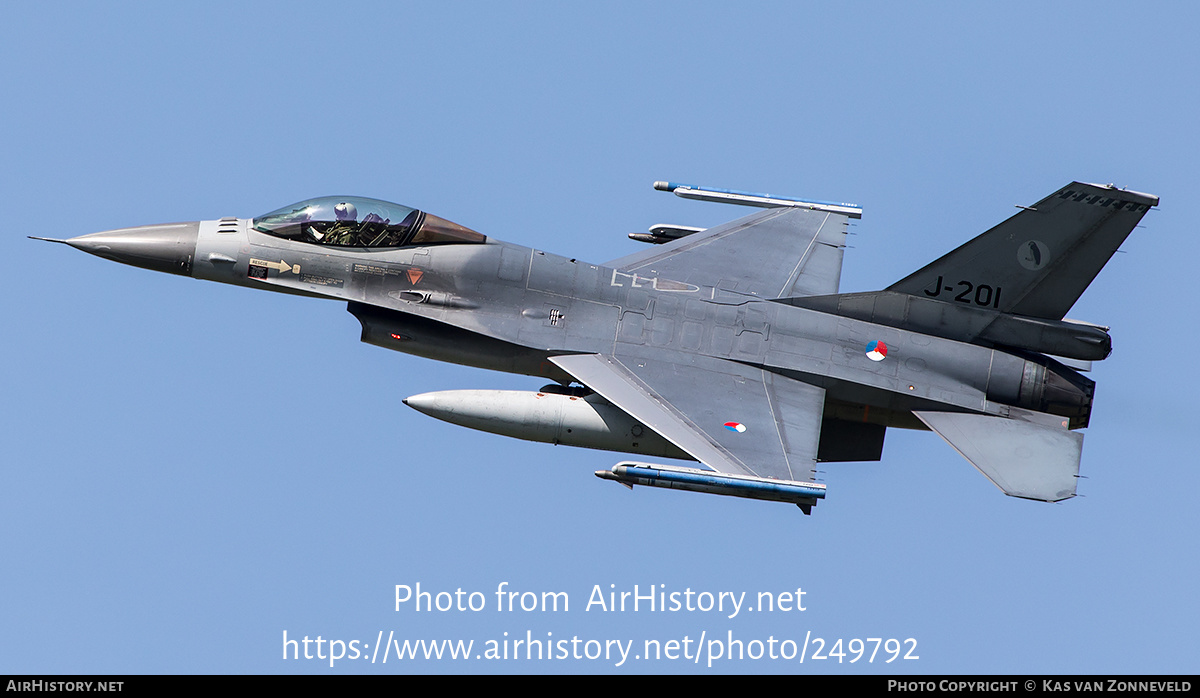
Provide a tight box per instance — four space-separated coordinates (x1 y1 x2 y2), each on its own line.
723 422 747 433
865 340 888 362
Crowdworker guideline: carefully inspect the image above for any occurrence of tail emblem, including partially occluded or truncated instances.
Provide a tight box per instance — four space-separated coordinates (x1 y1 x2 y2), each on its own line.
1018 241 1050 271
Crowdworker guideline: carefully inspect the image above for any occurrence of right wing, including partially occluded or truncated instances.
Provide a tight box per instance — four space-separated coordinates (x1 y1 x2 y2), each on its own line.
604 207 852 299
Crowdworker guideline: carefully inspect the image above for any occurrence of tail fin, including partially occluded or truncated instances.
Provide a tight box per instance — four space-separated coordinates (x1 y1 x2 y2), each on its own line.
887 182 1158 320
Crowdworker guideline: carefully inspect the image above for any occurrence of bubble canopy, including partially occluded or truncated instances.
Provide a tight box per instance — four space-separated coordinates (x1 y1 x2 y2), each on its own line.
252 196 485 248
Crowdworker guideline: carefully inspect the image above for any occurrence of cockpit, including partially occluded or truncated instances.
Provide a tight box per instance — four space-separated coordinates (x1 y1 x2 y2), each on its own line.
252 196 485 248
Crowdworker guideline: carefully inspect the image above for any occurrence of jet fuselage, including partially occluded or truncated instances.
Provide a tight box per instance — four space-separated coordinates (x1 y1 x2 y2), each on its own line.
46 180 1152 512
70 214 1091 435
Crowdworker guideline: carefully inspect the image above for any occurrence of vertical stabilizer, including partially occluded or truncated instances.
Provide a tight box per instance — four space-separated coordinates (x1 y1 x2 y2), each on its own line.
888 183 1157 320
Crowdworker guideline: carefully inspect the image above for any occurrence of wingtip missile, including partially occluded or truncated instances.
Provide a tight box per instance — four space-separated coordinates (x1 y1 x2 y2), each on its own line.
597 462 825 512
652 180 863 218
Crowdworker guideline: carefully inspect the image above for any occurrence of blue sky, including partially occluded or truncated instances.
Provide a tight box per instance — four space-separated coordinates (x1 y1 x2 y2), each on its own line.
2 2 1197 674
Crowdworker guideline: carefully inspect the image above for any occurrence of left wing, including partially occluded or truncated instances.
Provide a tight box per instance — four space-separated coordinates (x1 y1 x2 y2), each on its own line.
604 206 851 299
549 352 825 484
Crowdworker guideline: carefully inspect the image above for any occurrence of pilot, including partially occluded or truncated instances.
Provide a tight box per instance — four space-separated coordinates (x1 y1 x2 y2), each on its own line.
324 201 361 246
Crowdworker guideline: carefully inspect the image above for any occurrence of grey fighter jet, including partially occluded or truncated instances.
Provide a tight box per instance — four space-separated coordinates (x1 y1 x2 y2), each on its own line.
34 181 1157 514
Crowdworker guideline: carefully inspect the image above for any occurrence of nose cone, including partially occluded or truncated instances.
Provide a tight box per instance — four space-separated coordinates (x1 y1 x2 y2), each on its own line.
65 222 199 276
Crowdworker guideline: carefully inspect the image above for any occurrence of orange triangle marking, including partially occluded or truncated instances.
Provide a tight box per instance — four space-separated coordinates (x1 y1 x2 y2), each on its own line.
406 268 424 285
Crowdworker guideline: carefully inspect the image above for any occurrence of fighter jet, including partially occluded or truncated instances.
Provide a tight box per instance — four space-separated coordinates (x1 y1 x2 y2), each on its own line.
33 180 1157 514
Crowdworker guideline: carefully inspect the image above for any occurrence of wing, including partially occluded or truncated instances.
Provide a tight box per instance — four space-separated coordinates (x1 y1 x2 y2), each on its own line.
604 207 852 299
549 352 825 483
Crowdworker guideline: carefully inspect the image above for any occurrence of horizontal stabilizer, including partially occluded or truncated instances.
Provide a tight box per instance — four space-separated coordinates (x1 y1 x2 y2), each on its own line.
914 411 1082 502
